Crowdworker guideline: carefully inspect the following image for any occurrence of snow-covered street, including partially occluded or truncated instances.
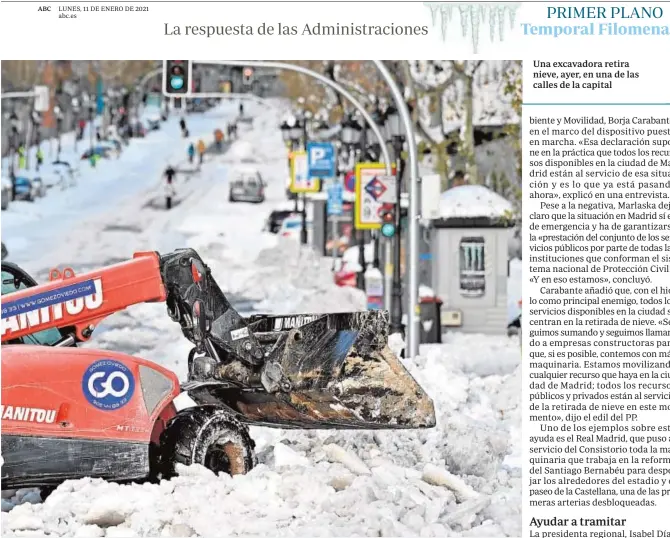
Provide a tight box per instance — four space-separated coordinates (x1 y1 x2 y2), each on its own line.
1 102 521 537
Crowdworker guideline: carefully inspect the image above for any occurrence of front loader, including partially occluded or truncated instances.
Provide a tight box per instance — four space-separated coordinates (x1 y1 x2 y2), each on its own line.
0 248 435 491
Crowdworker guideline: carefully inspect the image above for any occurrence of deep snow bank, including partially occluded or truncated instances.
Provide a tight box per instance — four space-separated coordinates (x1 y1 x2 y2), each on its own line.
2 332 521 537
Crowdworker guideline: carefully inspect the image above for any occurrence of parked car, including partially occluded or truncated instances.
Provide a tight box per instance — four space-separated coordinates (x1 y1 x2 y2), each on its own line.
11 175 41 202
264 209 294 234
278 214 312 240
229 168 266 203
1 177 11 210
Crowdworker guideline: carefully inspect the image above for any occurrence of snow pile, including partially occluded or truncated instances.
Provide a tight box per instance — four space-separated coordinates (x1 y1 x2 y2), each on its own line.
250 238 366 315
2 333 521 537
439 184 512 220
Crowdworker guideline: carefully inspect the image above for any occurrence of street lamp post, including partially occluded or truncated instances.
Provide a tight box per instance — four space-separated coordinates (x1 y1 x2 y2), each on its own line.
291 114 309 245
364 109 383 271
54 106 63 161
8 112 20 198
384 105 406 336
71 97 80 152
341 114 365 289
88 102 95 152
314 119 334 257
371 60 421 358
26 110 41 171
280 119 298 212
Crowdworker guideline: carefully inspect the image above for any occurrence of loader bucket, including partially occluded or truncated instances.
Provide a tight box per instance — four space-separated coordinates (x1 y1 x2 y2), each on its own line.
187 310 436 430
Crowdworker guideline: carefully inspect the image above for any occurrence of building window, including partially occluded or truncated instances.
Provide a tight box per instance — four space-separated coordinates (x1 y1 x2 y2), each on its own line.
459 237 486 297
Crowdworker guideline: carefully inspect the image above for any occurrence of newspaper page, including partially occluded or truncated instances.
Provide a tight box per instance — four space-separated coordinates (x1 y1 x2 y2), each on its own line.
0 1 668 537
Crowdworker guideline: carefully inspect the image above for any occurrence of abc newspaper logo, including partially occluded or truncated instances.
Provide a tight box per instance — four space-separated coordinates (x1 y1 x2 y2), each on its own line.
82 359 135 411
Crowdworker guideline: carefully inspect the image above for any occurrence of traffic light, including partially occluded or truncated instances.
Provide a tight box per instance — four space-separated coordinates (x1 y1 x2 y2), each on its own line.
163 60 191 96
242 67 254 86
380 206 396 238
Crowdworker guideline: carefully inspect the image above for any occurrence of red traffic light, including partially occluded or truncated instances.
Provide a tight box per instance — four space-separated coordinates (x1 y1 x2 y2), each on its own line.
382 211 394 223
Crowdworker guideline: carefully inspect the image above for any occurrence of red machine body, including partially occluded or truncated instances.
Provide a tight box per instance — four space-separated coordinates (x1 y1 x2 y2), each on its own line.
1 253 179 488
1 345 180 488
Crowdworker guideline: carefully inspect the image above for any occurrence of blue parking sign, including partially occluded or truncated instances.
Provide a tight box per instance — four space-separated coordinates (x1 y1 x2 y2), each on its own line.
307 142 336 178
327 182 344 216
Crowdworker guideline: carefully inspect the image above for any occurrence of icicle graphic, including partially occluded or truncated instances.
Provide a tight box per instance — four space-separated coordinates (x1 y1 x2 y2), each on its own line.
424 2 440 25
496 5 506 41
439 3 454 41
459 4 469 38
426 2 521 52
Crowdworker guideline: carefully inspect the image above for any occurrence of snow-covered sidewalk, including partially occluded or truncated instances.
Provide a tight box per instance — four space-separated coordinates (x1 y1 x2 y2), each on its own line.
1 101 521 537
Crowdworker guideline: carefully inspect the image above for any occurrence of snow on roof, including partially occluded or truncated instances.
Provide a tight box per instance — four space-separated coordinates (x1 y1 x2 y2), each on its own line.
439 184 512 220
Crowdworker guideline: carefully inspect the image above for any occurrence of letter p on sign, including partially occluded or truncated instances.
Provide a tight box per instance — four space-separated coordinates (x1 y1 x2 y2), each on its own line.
311 147 326 163
307 141 335 178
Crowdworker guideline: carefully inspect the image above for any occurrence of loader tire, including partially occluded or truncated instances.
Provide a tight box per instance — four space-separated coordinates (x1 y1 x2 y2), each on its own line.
158 406 255 479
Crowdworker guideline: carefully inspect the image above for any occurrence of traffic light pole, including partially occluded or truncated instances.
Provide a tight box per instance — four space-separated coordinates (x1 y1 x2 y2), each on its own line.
390 154 405 336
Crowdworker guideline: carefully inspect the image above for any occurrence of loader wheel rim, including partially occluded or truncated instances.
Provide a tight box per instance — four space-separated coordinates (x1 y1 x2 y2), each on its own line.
205 438 247 476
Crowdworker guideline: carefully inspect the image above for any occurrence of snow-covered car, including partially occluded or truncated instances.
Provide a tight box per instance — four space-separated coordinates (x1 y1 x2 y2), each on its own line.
1 177 11 210
191 99 209 113
49 160 79 188
229 168 265 204
99 139 123 155
29 164 72 192
278 214 312 240
81 143 118 160
31 177 47 198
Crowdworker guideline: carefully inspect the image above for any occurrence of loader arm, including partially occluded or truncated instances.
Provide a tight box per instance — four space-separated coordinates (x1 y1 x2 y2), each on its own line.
1 249 263 367
1 249 436 430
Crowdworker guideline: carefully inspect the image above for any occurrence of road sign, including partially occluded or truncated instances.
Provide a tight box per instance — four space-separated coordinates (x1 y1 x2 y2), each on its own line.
327 181 344 216
290 151 320 194
344 171 356 193
355 163 397 230
243 67 254 85
307 142 336 178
